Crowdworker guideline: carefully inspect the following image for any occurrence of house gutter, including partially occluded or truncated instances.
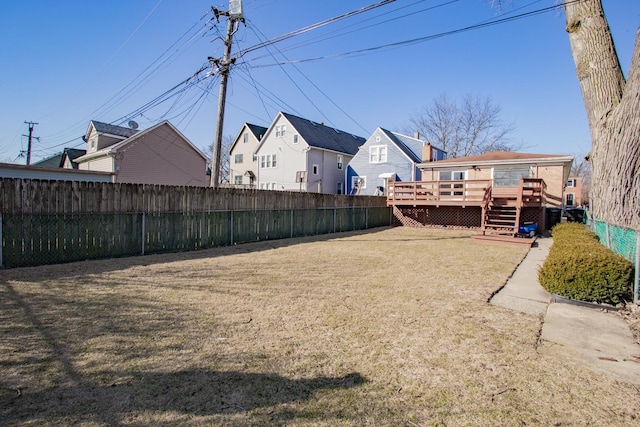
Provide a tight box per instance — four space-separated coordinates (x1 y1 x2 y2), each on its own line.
417 156 574 169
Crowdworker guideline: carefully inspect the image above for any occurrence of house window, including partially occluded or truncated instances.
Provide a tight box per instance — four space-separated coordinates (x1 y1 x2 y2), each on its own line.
293 134 299 144
234 175 243 185
253 153 258 162
243 133 249 143
312 164 319 175
234 154 243 164
337 182 343 194
439 170 465 196
275 125 286 137
352 176 366 190
566 179 575 187
566 193 575 206
337 154 343 170
369 145 387 163
260 154 277 168
439 171 465 181
493 166 532 187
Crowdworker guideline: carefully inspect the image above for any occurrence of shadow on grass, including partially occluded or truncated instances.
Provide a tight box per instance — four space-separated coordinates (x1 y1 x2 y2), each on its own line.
0 228 386 281
0 271 367 425
4 370 366 424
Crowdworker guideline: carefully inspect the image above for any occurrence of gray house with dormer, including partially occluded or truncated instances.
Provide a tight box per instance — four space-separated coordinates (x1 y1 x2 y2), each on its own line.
346 128 447 196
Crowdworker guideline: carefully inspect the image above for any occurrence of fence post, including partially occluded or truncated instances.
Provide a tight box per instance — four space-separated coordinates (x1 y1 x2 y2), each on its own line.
605 222 611 249
230 210 234 246
365 207 369 229
141 212 145 255
290 209 293 238
333 208 337 233
0 213 3 269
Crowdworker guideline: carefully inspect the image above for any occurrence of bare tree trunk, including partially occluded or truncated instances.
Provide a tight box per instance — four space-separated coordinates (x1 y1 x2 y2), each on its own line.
564 0 640 228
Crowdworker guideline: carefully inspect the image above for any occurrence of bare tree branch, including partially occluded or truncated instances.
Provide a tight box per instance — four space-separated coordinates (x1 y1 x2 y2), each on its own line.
407 93 518 158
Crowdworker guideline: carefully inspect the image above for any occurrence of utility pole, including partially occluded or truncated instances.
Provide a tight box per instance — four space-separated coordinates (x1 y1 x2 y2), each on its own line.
210 1 244 188
23 121 39 165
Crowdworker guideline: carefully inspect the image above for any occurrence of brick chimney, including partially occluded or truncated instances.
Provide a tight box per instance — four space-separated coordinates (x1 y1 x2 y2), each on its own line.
422 142 432 162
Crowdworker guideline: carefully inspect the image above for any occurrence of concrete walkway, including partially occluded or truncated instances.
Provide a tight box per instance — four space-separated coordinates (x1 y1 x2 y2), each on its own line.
490 236 640 385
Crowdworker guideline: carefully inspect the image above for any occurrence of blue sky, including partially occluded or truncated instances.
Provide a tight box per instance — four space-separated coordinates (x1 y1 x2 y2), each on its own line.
0 0 637 164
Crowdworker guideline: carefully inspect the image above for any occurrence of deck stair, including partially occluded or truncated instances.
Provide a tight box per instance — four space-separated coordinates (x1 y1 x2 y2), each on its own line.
483 203 519 236
481 193 521 237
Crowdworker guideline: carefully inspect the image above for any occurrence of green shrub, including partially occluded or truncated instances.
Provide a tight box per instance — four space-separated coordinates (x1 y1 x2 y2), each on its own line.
539 223 634 304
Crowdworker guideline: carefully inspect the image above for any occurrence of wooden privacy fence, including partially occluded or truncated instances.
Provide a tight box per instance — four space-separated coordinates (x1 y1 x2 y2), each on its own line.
0 178 386 215
0 179 390 268
0 207 392 268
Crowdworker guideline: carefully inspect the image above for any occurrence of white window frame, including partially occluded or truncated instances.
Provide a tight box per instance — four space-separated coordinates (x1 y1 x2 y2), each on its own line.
260 154 277 169
439 170 466 197
275 124 286 137
234 175 243 185
234 153 243 164
293 134 299 144
352 176 366 190
566 179 575 187
369 145 387 164
337 154 343 170
566 193 575 206
312 164 319 175
243 133 249 143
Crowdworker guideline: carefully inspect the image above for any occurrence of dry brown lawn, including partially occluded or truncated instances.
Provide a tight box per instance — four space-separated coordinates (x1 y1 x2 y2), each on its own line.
1 227 639 426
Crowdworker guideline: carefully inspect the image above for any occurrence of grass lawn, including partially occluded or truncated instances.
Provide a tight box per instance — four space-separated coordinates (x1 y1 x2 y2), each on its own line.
1 227 639 426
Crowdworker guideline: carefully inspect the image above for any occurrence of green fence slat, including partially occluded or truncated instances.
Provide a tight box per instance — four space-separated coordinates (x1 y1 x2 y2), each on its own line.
1 207 391 268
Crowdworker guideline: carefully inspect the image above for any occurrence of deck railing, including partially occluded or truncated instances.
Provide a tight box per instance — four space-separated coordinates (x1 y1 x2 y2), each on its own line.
387 178 546 207
387 180 492 206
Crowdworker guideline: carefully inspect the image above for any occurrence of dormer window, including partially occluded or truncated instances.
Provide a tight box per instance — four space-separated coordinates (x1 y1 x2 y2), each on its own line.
275 125 286 137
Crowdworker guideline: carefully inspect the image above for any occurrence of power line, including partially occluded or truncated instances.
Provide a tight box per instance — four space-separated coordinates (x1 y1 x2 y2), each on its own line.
236 0 397 57
244 0 580 68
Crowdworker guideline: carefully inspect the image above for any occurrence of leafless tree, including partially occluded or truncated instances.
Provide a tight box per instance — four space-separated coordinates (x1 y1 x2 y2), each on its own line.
571 155 592 205
206 134 233 184
407 93 518 158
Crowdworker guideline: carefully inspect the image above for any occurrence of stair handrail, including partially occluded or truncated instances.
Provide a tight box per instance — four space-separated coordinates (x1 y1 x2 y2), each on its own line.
481 184 492 210
480 184 492 235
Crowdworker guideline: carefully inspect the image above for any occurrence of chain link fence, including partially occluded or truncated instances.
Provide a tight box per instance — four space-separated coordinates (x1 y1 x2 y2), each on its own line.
1 207 392 269
586 212 639 303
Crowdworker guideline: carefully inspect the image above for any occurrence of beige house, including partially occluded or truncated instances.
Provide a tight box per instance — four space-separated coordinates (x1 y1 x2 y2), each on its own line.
387 151 574 240
565 176 584 207
75 120 207 186
228 123 268 188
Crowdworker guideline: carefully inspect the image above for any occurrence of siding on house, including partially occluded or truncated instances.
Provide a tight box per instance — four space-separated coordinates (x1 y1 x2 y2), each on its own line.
228 123 267 186
79 156 113 173
255 112 365 193
76 121 208 187
0 163 112 182
114 124 206 186
347 128 439 196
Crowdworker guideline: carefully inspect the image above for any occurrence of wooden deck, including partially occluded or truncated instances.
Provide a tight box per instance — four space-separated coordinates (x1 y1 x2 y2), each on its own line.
387 178 546 208
389 178 548 242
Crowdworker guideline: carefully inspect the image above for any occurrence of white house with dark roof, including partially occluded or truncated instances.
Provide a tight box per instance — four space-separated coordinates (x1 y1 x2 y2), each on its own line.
254 112 365 194
346 127 447 196
228 122 268 187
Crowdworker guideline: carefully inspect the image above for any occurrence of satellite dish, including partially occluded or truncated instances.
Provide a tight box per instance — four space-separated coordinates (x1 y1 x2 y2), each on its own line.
128 120 139 130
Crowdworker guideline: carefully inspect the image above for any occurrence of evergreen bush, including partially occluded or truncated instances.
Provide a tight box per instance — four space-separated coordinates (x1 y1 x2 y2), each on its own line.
538 223 634 304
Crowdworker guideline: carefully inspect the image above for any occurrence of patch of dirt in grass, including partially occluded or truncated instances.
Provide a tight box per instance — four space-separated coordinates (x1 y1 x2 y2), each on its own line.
2 227 640 426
